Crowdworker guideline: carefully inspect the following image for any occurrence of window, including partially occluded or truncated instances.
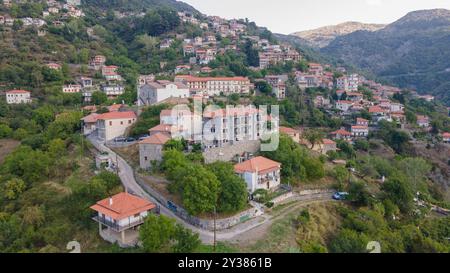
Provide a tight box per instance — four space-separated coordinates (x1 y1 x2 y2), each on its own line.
144 156 148 161
120 121 123 125
109 121 112 126
128 120 132 124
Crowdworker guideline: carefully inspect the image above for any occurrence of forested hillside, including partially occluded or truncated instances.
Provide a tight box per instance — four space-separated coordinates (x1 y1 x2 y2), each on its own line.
321 9 450 105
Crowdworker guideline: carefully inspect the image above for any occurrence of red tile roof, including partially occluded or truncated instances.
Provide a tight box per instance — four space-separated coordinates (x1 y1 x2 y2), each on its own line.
82 113 100 123
176 75 249 82
90 192 156 221
108 104 123 112
234 156 281 175
97 111 136 120
331 129 352 136
369 106 384 113
149 124 177 133
322 139 336 145
279 126 299 135
139 132 170 145
6 89 30 94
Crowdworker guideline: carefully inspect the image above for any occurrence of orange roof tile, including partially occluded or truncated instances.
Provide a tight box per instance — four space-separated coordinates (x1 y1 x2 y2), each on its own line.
82 113 99 123
331 129 352 136
140 132 170 145
108 104 123 112
322 139 336 145
6 89 30 94
279 126 299 135
234 156 281 175
90 192 156 221
97 111 136 120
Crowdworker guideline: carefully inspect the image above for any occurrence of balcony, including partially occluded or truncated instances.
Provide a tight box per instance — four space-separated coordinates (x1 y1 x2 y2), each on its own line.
92 216 146 233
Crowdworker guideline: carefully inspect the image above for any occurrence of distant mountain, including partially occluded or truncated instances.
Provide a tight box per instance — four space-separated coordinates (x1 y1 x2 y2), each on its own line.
321 9 450 105
82 0 199 13
291 22 386 48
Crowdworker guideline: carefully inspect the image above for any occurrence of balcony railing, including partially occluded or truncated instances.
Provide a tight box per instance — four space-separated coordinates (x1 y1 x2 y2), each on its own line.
92 216 145 232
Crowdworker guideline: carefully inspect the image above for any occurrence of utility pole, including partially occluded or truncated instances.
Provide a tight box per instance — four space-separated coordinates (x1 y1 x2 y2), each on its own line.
115 153 119 176
213 206 217 252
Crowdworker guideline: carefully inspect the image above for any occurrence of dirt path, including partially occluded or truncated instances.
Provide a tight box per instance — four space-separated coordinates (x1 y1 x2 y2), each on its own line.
0 139 20 164
228 199 335 246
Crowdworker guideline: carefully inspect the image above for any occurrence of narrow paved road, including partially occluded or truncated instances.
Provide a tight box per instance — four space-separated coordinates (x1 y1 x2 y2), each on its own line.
87 135 333 244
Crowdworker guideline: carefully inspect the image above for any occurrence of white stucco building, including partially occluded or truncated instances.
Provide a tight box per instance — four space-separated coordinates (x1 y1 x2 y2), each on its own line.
175 75 252 96
96 111 137 142
90 192 156 247
5 90 31 104
138 80 190 106
234 156 282 193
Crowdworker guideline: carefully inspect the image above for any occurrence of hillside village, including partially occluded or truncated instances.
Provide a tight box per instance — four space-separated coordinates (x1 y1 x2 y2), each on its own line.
0 0 449 253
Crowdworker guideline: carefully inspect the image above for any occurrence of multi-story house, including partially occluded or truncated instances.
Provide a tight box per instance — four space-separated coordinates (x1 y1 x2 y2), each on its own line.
90 192 156 247
5 90 32 104
80 77 93 88
308 63 324 75
356 118 369 127
279 126 301 143
96 111 137 142
351 125 369 138
62 84 81 93
234 156 282 193
139 133 171 169
417 115 430 128
336 76 349 91
101 85 124 99
175 76 252 96
265 75 288 100
330 129 352 141
335 101 354 112
347 74 359 91
138 80 190 106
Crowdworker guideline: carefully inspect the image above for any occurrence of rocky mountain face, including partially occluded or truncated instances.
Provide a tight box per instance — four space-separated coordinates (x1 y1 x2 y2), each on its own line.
321 9 450 105
291 21 386 48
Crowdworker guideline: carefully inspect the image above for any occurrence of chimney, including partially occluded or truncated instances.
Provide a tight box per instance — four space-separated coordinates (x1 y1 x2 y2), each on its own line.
109 197 113 206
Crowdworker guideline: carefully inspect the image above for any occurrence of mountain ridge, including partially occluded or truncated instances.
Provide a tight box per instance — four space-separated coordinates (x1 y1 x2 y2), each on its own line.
321 9 450 105
291 21 386 48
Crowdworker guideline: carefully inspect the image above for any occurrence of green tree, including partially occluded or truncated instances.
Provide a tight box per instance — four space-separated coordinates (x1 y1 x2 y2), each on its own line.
140 214 176 252
171 224 201 253
303 129 323 149
329 229 368 253
0 124 13 138
381 175 414 214
3 178 26 200
180 165 220 215
207 162 248 213
91 91 108 105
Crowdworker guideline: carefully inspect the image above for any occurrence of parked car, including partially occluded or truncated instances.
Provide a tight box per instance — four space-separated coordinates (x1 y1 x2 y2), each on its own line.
333 192 349 201
138 135 150 141
125 137 136 142
113 137 127 142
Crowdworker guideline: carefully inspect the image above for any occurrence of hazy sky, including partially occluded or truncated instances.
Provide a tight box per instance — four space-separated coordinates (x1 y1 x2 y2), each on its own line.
182 0 450 34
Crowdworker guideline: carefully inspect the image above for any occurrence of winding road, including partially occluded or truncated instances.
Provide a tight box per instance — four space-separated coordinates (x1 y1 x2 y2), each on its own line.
87 135 333 244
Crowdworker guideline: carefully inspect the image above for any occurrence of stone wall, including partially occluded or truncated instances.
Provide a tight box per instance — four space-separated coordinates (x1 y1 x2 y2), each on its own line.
203 140 261 164
134 172 262 231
